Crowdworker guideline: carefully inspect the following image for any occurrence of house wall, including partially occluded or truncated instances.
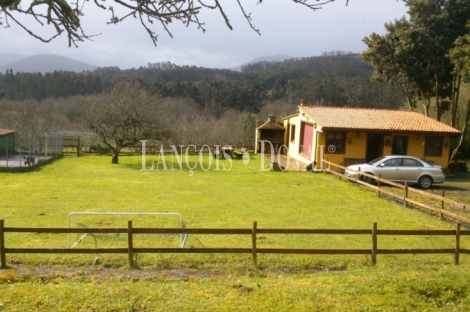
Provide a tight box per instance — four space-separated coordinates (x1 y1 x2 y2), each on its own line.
407 135 422 156
284 115 318 165
423 136 451 168
322 132 452 169
284 115 453 170
320 131 367 169
346 131 367 159
390 133 451 168
383 135 393 156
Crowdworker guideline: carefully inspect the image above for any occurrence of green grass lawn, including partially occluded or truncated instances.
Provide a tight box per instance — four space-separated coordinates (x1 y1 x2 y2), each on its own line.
1 154 470 311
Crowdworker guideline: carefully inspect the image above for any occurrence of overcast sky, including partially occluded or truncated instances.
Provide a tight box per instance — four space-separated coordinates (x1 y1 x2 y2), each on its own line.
1 0 408 69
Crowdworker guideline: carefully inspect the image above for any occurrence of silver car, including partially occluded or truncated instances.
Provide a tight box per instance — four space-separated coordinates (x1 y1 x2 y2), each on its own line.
344 155 445 189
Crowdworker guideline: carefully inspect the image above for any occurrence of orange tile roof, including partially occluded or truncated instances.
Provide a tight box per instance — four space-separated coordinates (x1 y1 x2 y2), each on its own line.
300 107 461 134
0 128 15 136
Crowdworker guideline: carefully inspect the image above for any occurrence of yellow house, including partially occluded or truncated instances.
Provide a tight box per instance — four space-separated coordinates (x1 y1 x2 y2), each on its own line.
282 101 461 170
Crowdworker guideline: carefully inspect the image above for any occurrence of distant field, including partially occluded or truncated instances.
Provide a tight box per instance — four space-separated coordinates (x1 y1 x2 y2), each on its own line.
1 155 470 311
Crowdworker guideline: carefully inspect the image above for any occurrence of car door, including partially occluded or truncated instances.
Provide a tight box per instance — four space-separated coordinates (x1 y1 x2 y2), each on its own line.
376 158 403 181
400 158 424 183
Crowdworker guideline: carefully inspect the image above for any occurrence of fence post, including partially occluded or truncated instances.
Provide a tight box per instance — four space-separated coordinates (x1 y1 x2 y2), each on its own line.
371 222 377 266
357 167 361 186
404 182 408 207
377 174 381 198
252 221 258 267
441 191 445 219
455 223 461 265
5 135 8 168
128 220 134 268
0 220 6 269
77 136 81 156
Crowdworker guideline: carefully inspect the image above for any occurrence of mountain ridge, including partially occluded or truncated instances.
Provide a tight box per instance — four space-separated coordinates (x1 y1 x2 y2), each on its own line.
0 54 25 67
0 53 294 74
0 54 98 74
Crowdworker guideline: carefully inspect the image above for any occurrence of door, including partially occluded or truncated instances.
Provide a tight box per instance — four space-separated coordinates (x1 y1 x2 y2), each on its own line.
377 157 403 181
400 157 424 182
366 134 384 162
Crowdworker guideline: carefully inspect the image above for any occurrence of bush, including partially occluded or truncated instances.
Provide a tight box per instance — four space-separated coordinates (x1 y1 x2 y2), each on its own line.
448 160 468 172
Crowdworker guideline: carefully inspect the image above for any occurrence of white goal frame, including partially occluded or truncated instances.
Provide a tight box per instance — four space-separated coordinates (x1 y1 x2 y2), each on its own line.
67 212 187 248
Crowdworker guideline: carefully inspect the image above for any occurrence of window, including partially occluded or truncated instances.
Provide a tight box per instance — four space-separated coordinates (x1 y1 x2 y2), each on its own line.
325 132 345 154
299 122 313 157
392 136 408 155
290 124 296 142
402 158 423 167
425 136 443 156
382 158 402 167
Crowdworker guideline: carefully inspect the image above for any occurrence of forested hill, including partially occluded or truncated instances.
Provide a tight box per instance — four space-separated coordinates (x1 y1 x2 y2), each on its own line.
0 52 403 111
82 52 374 88
241 52 373 87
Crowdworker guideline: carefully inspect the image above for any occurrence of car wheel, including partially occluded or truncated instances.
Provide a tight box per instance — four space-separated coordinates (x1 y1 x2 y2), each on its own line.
360 173 375 184
418 175 433 189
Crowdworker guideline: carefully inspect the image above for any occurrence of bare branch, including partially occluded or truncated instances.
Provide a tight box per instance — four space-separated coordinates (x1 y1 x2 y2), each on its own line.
291 0 336 11
1 0 358 46
3 10 61 43
236 0 260 35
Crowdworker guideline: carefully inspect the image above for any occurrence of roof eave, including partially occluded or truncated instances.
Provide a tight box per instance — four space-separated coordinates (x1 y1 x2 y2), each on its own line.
319 126 461 136
0 129 16 136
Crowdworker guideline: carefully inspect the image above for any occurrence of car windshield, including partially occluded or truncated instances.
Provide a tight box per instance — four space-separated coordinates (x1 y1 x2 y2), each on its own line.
367 156 386 166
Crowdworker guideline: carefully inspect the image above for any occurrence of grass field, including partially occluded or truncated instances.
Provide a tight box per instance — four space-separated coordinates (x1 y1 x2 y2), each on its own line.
1 154 470 311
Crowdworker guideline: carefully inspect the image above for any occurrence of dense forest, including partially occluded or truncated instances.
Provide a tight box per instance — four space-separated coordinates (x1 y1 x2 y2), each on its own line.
0 52 404 112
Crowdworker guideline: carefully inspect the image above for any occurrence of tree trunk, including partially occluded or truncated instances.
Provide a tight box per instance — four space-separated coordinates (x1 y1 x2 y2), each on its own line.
450 99 470 161
405 93 414 110
451 74 461 127
434 60 441 121
111 145 122 164
423 98 430 117
111 152 119 164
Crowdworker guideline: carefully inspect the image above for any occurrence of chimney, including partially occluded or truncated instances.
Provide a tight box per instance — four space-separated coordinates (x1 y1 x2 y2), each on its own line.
300 99 307 107
268 115 275 122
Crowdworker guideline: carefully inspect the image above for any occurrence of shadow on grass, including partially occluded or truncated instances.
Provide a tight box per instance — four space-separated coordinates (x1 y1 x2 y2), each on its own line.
431 184 469 192
446 171 470 181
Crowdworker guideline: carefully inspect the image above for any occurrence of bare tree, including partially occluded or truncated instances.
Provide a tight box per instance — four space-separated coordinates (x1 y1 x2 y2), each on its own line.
0 0 344 47
170 112 215 147
80 80 172 164
12 99 57 153
236 113 256 148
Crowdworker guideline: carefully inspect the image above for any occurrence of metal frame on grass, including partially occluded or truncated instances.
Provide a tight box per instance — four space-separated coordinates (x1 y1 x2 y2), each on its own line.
68 212 187 248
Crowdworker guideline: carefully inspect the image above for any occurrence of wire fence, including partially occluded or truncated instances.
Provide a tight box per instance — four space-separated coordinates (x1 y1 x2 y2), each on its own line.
0 133 63 168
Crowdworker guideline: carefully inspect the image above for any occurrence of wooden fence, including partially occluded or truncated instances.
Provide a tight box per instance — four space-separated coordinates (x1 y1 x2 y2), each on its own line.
1 220 469 269
323 160 470 226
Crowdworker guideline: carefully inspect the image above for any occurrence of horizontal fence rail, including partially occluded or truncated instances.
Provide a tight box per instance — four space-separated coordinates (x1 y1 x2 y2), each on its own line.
322 160 470 226
1 220 469 268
